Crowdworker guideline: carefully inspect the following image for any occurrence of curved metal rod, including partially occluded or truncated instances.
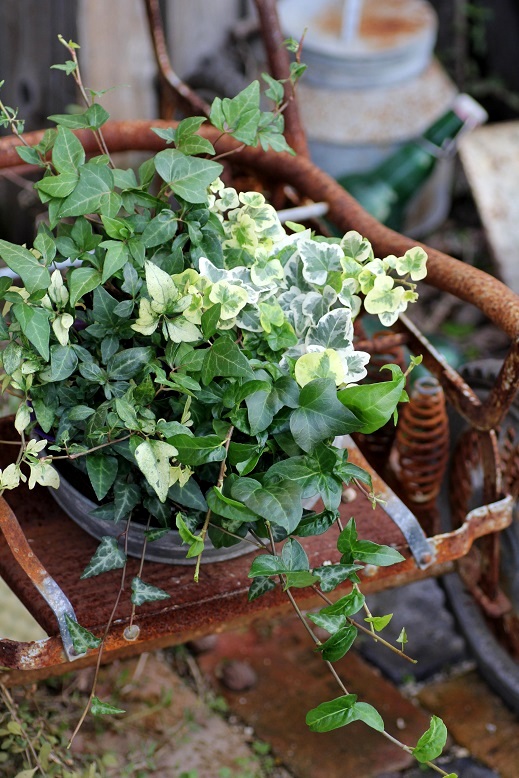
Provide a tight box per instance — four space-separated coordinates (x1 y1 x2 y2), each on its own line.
0 497 82 662
143 0 211 118
253 0 309 157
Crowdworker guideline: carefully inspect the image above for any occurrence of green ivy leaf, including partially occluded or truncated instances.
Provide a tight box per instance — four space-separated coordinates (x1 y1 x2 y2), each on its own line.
52 125 86 172
58 161 113 217
232 477 302 534
168 434 226 466
12 303 50 360
412 716 448 763
80 536 126 578
90 696 125 716
318 589 365 618
86 454 118 501
318 624 358 661
248 576 277 602
64 614 101 653
308 611 347 634
154 149 223 204
201 335 255 384
130 577 170 606
290 379 361 453
306 694 384 733
36 171 79 198
248 553 284 578
365 613 393 632
102 241 130 283
0 240 51 294
313 563 362 593
338 369 406 435
68 266 102 307
206 486 259 524
175 512 204 558
201 303 222 339
107 347 154 380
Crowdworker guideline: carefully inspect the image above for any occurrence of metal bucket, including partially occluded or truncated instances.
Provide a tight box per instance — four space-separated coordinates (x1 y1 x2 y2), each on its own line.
50 475 254 566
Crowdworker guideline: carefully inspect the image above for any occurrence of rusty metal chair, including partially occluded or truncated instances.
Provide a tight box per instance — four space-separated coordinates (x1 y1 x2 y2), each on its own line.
0 0 518 709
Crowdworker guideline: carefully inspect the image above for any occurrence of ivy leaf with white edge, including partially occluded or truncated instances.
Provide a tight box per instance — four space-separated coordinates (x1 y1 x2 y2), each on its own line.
28 460 60 490
299 240 342 286
131 577 170 606
0 463 21 491
15 403 31 434
395 247 428 281
364 275 405 316
295 350 345 388
143 260 178 313
135 439 178 502
64 614 101 653
80 536 126 579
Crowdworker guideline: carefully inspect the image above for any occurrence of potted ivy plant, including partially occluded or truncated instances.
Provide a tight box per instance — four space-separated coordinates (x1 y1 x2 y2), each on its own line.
0 39 452 774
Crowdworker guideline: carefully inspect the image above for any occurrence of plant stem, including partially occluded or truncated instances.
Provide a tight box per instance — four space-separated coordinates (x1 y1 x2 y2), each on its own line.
207 521 264 548
68 516 131 747
58 36 114 167
194 425 234 582
49 434 132 460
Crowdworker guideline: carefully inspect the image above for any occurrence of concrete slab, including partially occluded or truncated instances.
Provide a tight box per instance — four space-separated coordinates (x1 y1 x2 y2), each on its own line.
198 615 433 778
419 669 519 778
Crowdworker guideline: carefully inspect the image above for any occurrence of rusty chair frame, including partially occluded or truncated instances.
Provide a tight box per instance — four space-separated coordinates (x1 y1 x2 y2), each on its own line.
0 0 518 685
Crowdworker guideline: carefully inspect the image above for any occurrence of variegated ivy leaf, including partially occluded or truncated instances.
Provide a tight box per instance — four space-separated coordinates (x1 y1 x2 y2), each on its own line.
64 614 101 653
132 297 160 336
225 212 259 252
338 278 361 315
259 301 284 333
306 309 353 351
301 286 338 325
28 459 60 489
340 230 373 263
131 576 170 606
144 260 178 313
295 349 345 388
0 463 21 490
395 246 428 281
52 312 74 346
81 536 126 579
250 257 284 287
299 240 342 286
213 186 240 212
169 464 193 488
209 280 249 320
164 317 202 343
135 439 178 502
14 403 31 434
198 257 226 283
340 349 370 384
364 275 405 315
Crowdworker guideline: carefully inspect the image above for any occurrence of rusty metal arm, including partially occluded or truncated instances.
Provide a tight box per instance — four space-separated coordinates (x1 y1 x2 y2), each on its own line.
253 0 309 157
143 0 211 118
0 498 81 662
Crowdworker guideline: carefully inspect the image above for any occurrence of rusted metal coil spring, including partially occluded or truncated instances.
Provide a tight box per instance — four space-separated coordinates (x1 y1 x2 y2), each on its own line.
393 376 450 507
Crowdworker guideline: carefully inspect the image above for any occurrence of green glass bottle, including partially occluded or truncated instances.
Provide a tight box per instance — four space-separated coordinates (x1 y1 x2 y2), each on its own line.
337 94 487 231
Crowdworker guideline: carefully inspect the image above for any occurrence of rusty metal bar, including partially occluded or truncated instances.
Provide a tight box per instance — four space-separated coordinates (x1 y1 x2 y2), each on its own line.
253 0 309 157
0 498 80 662
143 0 211 118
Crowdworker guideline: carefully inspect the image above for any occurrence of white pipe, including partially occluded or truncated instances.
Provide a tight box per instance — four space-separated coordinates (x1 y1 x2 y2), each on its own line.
277 201 329 224
341 0 364 43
